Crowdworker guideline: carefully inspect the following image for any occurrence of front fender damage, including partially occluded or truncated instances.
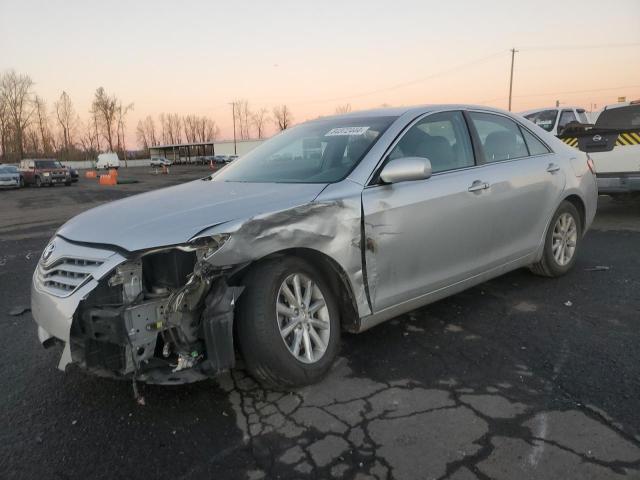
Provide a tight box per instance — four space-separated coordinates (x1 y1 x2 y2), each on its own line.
68 196 365 385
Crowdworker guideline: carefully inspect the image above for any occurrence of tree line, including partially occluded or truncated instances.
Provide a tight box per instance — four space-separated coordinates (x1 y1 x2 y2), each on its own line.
0 69 301 163
0 70 137 162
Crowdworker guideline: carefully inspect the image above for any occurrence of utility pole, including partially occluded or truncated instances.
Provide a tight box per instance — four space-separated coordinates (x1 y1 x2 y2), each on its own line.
508 48 518 112
229 102 237 155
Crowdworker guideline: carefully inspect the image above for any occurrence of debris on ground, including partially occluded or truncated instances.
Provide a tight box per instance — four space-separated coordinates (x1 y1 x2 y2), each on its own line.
584 265 610 272
9 306 30 316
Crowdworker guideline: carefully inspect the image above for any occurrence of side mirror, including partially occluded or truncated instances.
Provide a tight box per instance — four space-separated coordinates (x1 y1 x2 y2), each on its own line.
379 156 432 184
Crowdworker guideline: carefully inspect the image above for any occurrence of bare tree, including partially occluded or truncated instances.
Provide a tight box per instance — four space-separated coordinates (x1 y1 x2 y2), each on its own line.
55 91 77 156
115 101 134 157
145 116 157 146
0 95 10 161
25 126 40 156
136 119 149 151
335 103 352 114
233 99 252 140
166 113 182 144
0 70 35 159
252 108 269 138
204 118 220 141
79 118 98 158
91 87 118 151
34 96 54 155
183 114 199 143
90 108 100 152
273 104 293 131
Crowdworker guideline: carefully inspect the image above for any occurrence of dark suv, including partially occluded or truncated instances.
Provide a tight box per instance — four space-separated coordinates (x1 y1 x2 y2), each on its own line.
19 159 72 187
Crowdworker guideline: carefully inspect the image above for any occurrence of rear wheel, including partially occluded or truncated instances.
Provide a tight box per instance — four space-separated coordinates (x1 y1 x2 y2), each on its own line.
530 201 582 277
236 257 341 389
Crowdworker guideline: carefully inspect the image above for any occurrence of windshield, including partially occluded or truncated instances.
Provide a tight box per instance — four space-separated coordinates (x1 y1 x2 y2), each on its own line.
596 105 640 130
0 165 18 173
524 110 558 132
35 160 63 169
213 116 397 183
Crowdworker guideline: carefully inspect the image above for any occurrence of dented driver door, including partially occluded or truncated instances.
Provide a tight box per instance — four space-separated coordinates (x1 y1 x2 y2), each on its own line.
361 168 496 312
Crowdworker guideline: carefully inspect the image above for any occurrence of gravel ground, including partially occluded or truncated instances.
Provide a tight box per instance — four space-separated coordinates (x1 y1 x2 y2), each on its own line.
1 166 639 480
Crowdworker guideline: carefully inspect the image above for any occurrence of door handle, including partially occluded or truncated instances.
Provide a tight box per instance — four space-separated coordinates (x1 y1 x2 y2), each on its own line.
546 163 561 173
468 180 490 192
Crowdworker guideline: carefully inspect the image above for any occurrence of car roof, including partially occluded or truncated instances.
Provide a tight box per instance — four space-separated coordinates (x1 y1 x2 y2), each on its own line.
305 104 519 123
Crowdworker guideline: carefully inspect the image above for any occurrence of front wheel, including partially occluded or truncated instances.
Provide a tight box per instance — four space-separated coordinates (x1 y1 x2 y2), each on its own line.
35 176 42 188
236 257 341 389
19 177 25 188
530 201 582 277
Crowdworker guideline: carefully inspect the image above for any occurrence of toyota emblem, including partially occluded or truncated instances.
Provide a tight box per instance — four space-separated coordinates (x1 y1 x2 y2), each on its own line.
42 241 56 262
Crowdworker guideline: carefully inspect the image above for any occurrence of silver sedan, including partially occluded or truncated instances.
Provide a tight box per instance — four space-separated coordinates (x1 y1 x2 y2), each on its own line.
31 105 597 389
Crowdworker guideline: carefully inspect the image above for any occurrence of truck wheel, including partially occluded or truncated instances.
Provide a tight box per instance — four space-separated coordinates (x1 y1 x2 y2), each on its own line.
19 177 25 188
530 201 582 277
35 176 42 188
236 257 341 389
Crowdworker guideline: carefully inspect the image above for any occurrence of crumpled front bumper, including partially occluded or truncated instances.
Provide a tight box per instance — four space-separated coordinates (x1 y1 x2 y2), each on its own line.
31 237 126 370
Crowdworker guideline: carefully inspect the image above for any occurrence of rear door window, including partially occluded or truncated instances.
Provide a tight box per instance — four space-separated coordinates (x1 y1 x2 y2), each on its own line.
468 112 529 163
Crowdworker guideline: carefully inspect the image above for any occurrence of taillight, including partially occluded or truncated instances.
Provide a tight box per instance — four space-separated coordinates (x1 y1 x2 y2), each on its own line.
587 156 596 174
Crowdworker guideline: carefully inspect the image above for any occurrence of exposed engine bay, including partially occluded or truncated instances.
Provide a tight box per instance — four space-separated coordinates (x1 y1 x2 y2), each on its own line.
69 247 243 385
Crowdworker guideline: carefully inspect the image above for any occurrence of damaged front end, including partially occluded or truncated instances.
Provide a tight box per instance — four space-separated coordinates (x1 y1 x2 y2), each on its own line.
42 236 242 385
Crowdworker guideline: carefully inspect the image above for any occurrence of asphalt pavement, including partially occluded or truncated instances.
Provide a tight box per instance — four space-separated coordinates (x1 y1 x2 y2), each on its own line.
1 166 639 480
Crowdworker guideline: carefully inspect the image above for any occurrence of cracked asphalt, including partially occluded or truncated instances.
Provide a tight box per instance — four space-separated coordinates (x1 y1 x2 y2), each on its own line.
1 166 639 479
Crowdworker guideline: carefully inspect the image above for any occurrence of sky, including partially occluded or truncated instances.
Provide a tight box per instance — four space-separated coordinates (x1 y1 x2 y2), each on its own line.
1 0 639 145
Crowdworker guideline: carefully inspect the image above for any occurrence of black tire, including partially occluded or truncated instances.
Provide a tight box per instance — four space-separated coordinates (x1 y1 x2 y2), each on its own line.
65 181 71 186
35 176 42 188
236 257 341 389
19 176 24 188
530 201 582 277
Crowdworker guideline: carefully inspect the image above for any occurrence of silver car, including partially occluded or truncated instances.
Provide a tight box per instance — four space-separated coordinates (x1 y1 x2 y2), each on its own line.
31 105 597 389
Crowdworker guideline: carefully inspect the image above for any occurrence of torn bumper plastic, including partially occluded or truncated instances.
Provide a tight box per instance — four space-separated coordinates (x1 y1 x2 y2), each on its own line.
31 237 243 384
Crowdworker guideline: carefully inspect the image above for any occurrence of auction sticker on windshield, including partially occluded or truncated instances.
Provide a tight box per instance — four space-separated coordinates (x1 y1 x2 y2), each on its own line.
325 126 370 136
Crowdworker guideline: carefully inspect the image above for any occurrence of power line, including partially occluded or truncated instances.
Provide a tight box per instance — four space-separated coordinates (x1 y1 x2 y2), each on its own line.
478 84 640 105
519 42 640 51
240 50 507 108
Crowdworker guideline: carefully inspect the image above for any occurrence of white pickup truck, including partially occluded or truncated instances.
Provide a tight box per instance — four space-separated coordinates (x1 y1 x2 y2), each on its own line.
521 106 591 136
558 101 640 197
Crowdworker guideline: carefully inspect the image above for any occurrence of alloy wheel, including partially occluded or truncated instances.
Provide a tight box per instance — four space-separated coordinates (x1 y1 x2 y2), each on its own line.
552 213 577 266
276 273 331 364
